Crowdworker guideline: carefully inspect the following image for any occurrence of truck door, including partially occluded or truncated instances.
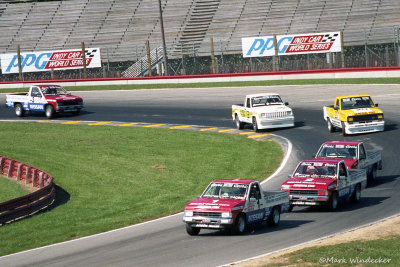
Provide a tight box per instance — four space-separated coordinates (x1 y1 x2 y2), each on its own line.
243 97 252 122
246 183 265 224
29 87 45 111
358 144 367 169
338 162 351 199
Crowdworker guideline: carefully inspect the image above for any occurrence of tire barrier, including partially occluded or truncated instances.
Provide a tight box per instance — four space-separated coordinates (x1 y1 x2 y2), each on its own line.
0 156 55 225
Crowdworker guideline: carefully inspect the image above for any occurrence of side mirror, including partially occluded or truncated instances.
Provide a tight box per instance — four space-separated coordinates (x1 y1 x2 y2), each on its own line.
375 103 379 107
285 102 289 106
288 174 292 178
334 106 339 111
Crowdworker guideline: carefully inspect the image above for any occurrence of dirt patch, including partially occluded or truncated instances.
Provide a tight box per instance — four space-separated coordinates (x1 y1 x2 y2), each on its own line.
232 215 400 266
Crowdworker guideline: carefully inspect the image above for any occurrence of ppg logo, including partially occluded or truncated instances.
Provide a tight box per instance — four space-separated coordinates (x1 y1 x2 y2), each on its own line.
242 36 293 57
5 53 51 73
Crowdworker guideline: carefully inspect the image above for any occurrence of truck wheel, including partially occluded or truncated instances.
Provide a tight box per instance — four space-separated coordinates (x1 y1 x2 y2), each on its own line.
235 114 244 130
341 122 347 136
351 184 361 203
185 224 200 236
327 118 335 133
368 164 377 183
252 117 259 132
327 191 338 211
267 207 281 227
45 105 55 119
233 214 246 234
14 103 24 117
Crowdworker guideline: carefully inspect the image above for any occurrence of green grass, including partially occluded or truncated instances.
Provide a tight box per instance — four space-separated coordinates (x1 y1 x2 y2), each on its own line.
1 77 400 93
0 178 29 203
282 236 400 266
0 122 282 256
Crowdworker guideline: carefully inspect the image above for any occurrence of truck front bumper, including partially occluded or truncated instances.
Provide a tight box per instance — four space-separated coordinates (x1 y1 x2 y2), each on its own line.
183 216 233 229
258 116 295 129
56 105 83 113
289 194 329 206
344 121 385 134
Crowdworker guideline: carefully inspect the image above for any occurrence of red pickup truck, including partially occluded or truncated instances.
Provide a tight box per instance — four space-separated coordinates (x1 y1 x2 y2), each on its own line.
281 159 367 211
183 179 289 235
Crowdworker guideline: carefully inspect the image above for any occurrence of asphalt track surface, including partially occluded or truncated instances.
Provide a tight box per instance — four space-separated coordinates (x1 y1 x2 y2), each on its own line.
0 84 400 266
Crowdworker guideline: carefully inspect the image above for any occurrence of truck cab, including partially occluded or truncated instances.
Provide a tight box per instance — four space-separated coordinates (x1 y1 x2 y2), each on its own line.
183 179 289 235
315 141 382 183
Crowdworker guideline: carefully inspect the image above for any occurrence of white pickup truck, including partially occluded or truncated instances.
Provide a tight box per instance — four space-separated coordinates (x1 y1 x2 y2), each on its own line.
315 141 382 183
232 93 294 131
183 179 289 235
5 84 83 119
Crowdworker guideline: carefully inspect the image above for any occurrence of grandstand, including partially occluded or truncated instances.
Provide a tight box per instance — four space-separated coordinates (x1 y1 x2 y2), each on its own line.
0 0 399 74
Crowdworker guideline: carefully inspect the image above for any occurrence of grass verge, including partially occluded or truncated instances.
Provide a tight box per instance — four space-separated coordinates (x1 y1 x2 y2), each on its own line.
283 236 400 266
0 178 29 203
1 77 400 93
0 122 282 256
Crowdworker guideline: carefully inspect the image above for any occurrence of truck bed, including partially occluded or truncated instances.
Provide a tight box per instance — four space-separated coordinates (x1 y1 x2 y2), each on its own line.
263 191 289 204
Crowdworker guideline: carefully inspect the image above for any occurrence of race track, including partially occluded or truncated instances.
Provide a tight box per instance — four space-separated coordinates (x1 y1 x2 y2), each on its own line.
0 84 399 267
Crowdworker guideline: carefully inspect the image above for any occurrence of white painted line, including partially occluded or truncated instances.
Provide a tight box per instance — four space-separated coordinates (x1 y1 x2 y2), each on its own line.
222 212 400 267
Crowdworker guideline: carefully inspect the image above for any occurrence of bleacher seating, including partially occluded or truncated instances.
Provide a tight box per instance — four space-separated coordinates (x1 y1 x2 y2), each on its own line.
0 0 399 63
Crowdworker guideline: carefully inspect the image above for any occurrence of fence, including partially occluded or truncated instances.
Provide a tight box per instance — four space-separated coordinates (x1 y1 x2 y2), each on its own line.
1 26 400 81
0 156 55 225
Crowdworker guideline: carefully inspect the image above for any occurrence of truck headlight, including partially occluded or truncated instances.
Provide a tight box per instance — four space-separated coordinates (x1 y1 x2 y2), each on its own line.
287 111 292 116
348 116 354 124
184 210 193 217
221 212 231 218
378 114 383 120
281 184 290 190
260 113 267 118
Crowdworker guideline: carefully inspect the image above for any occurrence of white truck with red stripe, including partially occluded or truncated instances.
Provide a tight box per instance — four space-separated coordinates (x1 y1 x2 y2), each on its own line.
5 84 83 119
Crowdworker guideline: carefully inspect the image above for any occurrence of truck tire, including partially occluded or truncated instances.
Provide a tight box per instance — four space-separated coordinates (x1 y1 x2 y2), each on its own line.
233 214 246 234
252 117 259 132
327 191 338 211
368 164 377 183
267 207 281 227
45 105 55 119
351 184 361 203
14 103 24 117
327 118 335 133
185 224 200 236
341 122 347 136
235 114 244 130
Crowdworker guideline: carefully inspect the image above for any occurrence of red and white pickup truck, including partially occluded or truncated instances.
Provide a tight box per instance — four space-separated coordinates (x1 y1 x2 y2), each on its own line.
183 179 289 235
5 84 83 119
281 159 367 211
315 141 382 183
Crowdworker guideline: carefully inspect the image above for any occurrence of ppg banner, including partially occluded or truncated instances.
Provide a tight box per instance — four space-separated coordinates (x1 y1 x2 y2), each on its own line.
242 32 341 58
1 48 101 74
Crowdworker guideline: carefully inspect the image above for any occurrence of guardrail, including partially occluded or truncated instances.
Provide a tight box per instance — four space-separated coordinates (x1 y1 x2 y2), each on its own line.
0 156 55 225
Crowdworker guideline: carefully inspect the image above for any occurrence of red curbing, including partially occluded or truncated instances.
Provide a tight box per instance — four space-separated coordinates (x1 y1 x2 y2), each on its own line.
0 155 55 225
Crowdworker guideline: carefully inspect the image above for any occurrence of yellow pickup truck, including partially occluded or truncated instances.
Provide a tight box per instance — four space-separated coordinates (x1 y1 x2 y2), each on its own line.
323 95 384 136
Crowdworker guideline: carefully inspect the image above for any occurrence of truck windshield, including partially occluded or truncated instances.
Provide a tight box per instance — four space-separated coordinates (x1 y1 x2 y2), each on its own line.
294 162 337 178
317 144 357 159
41 86 67 96
252 95 283 107
341 96 375 110
202 182 248 199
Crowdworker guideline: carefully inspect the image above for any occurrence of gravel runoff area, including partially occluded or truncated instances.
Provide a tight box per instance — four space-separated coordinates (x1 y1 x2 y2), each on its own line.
231 215 400 266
